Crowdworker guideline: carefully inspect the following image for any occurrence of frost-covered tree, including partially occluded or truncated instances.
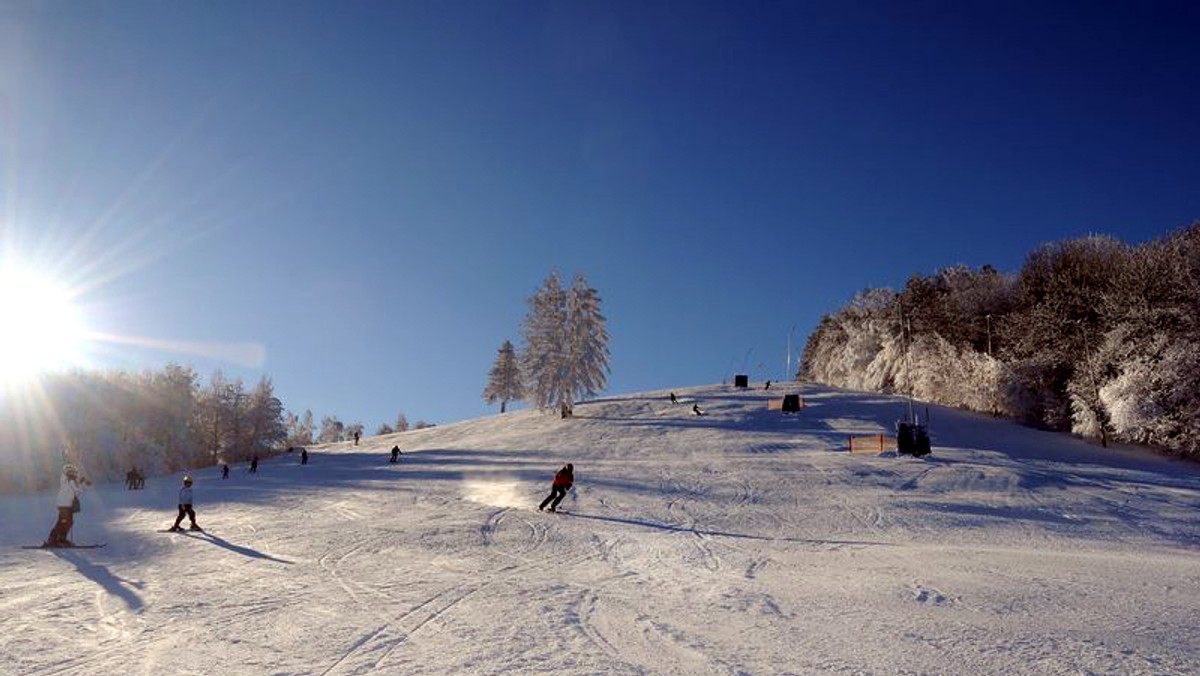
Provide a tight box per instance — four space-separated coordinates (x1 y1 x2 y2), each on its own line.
394 412 409 433
317 415 344 443
520 272 610 413
287 409 315 446
521 272 569 410
802 223 1200 457
244 377 287 456
483 339 524 413
0 366 299 495
375 422 395 435
563 274 610 403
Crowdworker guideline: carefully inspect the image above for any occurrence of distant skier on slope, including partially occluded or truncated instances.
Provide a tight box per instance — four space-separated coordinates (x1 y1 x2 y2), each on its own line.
249 456 259 473
670 392 678 404
221 463 230 479
169 476 202 532
390 446 402 463
538 463 574 513
692 403 705 416
300 448 309 465
764 380 771 391
44 463 90 547
354 431 361 446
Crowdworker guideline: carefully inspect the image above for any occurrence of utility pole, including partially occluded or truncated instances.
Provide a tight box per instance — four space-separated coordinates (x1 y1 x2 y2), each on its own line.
786 325 795 380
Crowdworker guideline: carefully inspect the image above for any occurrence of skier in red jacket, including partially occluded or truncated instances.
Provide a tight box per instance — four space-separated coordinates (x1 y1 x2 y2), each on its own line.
538 464 574 512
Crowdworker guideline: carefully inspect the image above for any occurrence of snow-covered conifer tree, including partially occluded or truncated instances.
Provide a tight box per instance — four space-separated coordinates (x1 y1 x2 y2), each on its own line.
483 339 524 413
563 274 610 403
521 272 569 410
520 272 610 413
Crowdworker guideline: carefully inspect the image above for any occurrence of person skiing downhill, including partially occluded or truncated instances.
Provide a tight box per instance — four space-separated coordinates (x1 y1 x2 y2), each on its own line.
390 446 401 463
169 476 201 532
45 464 90 547
538 463 574 512
692 403 705 416
221 463 230 479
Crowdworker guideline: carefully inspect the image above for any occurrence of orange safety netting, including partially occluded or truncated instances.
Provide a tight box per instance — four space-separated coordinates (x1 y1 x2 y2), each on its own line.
847 434 896 453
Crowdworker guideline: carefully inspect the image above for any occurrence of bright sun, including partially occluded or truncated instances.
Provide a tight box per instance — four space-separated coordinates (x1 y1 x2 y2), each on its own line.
0 265 88 385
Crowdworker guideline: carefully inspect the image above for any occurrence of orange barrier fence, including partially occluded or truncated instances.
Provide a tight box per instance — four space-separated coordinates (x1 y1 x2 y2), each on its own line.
847 434 896 453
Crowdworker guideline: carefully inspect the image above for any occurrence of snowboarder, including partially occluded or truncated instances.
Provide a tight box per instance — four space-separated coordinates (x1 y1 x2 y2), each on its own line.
692 403 705 416
300 448 309 465
221 463 230 479
670 392 678 404
390 446 401 463
249 456 259 473
354 431 360 446
169 476 201 532
45 464 90 547
538 463 574 513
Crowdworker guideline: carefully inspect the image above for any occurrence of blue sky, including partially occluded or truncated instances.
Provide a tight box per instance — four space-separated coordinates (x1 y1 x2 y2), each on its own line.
2 1 1197 428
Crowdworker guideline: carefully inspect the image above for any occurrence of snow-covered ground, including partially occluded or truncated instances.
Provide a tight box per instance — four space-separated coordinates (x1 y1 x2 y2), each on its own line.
3 383 1199 675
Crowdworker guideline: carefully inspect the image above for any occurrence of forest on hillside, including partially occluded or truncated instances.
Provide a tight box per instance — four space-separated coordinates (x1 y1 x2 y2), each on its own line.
0 366 298 494
801 223 1200 457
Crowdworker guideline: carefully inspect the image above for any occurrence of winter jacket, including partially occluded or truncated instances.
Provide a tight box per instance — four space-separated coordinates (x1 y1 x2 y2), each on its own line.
56 473 84 508
179 486 193 505
552 467 573 489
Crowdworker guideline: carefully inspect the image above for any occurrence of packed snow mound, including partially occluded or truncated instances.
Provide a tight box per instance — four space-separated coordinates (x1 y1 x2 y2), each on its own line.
3 383 1199 675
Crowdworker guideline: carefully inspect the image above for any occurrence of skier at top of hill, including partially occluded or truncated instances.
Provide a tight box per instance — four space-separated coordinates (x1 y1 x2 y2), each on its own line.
538 464 574 513
670 392 678 404
45 463 90 547
169 476 201 532
354 431 360 445
764 380 771 391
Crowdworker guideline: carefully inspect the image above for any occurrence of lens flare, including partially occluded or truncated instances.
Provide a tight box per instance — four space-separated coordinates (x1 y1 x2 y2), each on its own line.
0 265 88 386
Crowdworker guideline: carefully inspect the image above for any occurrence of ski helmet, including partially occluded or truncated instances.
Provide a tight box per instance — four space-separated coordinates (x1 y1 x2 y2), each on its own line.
183 475 193 486
63 464 78 478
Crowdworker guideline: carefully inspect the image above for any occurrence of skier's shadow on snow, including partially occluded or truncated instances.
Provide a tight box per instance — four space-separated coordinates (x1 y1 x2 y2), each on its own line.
53 549 144 611
179 532 293 564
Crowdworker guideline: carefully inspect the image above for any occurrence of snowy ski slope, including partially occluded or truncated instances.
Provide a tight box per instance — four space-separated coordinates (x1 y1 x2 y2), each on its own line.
2 383 1199 675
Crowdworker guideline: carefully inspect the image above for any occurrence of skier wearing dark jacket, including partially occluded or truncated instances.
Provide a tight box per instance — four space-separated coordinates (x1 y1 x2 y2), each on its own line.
169 476 201 532
538 464 574 512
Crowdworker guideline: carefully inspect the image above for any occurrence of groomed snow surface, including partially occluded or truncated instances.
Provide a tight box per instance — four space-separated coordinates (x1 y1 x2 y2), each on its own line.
3 384 1199 675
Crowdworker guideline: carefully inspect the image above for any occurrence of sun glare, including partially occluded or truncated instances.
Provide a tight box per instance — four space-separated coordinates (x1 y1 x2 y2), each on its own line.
0 266 88 385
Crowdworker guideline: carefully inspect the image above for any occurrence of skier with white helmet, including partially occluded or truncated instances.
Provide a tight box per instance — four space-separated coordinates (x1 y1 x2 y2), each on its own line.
168 475 202 532
44 464 90 547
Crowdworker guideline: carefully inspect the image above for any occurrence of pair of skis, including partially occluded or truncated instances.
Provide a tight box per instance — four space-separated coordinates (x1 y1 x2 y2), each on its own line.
23 543 106 550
